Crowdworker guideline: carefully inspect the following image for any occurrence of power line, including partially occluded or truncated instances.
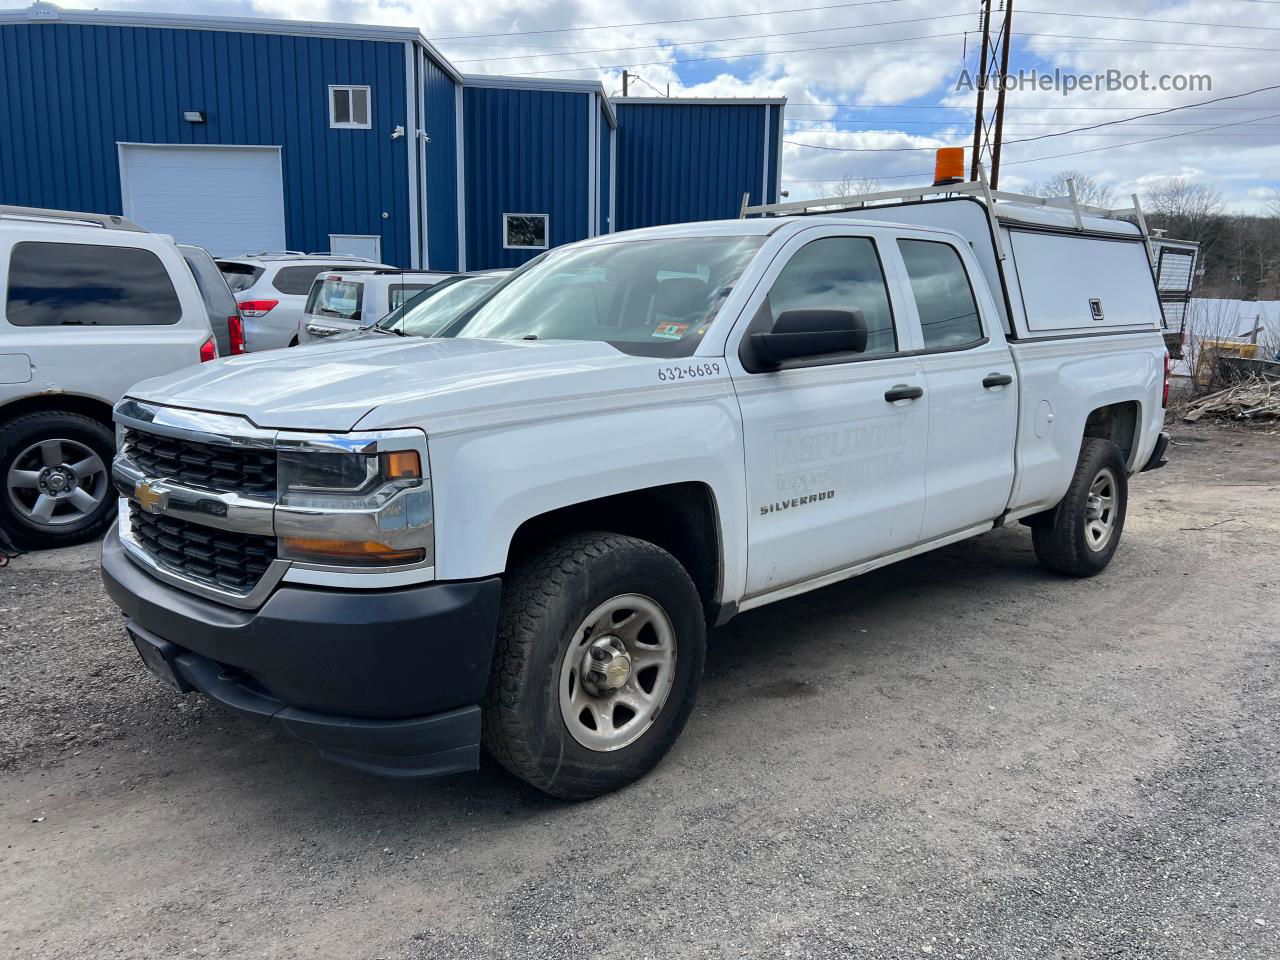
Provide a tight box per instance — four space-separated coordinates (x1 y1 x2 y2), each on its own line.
784 81 1280 152
782 110 1280 182
450 11 972 64
510 29 968 75
1017 8 1280 31
431 0 922 41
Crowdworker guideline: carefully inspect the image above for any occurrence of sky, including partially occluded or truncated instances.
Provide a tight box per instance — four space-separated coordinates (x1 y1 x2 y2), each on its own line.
72 0 1280 211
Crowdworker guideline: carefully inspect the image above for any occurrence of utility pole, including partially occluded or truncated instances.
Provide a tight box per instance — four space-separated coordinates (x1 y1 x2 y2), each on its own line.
988 0 1014 188
968 0 992 182
969 0 1014 186
622 70 629 97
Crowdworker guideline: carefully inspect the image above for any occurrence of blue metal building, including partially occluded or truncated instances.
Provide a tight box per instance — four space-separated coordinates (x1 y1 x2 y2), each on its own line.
0 3 784 270
614 98 785 232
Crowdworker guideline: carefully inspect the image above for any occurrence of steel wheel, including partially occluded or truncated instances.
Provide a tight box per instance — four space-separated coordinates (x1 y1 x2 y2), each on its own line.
558 593 677 752
5 438 109 527
1083 466 1118 552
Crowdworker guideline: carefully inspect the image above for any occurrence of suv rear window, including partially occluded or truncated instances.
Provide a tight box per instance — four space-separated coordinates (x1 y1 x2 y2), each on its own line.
306 277 364 321
273 265 346 296
5 241 182 327
217 261 264 294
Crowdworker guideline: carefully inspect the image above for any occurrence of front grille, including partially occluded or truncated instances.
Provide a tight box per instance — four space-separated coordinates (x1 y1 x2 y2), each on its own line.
124 429 276 498
129 502 276 593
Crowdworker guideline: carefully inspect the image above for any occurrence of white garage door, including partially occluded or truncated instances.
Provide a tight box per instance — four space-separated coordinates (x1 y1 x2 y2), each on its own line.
119 144 287 256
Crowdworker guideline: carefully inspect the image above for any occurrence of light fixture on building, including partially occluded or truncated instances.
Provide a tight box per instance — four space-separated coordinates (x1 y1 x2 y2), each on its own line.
183 111 206 123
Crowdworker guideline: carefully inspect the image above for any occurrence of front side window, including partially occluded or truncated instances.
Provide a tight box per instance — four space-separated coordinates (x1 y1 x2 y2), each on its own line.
898 239 983 349
380 275 504 338
446 235 764 357
764 236 897 355
330 85 371 129
5 241 182 326
305 277 363 321
504 214 549 250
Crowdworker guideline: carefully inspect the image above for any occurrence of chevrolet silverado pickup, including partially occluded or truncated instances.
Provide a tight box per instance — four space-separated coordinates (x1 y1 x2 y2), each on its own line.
101 176 1171 799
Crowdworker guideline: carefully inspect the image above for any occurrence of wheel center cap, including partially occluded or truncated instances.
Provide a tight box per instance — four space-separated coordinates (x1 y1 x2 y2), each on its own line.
38 467 76 498
581 636 631 695
1085 494 1104 521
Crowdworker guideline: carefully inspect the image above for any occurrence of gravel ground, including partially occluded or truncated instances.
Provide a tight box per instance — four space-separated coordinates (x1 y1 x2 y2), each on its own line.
1 419 1278 959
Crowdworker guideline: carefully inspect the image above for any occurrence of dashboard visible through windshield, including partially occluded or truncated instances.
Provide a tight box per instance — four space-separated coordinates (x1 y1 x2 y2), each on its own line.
441 236 764 358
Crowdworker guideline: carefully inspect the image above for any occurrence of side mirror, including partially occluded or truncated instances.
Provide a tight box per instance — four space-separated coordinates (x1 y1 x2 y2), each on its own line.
749 308 869 366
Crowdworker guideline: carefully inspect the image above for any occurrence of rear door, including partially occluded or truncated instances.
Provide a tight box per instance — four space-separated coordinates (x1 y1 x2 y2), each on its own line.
727 224 930 599
892 234 1016 539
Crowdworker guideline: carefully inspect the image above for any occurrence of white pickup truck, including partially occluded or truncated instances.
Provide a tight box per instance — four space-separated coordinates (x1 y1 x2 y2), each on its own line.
101 175 1170 799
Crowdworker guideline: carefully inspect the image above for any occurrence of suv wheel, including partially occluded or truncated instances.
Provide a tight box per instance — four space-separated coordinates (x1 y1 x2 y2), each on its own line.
1032 437 1128 577
483 533 706 799
0 411 117 550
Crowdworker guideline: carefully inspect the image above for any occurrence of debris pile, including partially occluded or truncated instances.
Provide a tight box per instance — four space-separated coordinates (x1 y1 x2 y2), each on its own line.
1183 377 1280 422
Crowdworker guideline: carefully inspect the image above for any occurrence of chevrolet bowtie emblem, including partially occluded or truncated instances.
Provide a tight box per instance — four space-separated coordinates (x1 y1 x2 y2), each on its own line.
133 479 169 514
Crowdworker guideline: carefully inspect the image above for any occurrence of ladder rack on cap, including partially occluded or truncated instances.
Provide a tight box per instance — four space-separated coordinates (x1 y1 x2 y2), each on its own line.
739 164 1156 265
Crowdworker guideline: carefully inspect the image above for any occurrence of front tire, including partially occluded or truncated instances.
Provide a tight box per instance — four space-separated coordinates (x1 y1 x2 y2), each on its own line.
1032 437 1128 577
0 411 117 550
483 533 706 799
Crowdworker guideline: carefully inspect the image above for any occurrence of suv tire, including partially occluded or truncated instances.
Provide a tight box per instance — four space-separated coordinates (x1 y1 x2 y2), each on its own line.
483 532 706 799
0 411 117 550
1032 437 1128 577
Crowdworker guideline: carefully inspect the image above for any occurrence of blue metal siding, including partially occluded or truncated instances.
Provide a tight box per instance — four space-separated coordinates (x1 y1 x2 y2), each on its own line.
463 87 591 270
613 103 771 231
767 105 783 205
423 54 459 271
599 108 612 235
0 22 411 264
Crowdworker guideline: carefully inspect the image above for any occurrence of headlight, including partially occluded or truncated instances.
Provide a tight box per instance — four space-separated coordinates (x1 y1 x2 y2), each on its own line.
275 438 434 568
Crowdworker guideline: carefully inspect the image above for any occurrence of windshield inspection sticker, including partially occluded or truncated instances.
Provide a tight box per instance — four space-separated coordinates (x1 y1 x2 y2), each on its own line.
653 322 689 340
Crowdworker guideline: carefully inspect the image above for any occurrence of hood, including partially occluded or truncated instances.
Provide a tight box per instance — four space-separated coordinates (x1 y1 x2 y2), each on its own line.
126 335 660 431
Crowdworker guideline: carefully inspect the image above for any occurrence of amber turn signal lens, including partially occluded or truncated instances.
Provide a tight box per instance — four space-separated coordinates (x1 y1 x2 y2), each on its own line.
933 147 965 185
280 537 425 566
381 450 422 479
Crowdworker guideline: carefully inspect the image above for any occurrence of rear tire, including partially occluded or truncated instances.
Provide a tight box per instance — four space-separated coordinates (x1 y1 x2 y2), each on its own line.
483 532 706 800
0 411 117 550
1032 437 1128 577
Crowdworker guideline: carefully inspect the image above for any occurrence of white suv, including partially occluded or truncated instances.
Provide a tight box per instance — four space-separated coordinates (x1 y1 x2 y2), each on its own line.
215 253 390 352
0 205 215 549
297 269 454 344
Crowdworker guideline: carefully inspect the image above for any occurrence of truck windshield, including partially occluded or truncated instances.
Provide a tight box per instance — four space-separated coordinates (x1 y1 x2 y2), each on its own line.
442 236 764 357
378 274 504 338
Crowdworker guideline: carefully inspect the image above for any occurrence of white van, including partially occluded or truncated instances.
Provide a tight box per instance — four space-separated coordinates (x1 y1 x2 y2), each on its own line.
0 206 214 549
297 269 454 344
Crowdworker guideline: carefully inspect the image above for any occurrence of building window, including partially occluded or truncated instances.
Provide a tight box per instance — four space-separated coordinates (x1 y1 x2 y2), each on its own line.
503 214 549 250
329 85 371 129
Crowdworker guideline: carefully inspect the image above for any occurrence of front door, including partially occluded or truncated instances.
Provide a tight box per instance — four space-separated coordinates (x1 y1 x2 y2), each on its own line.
892 236 1017 539
727 226 930 599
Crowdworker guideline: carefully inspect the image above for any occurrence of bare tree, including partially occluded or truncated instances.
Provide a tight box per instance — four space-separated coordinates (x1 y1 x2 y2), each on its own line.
830 175 881 197
1030 170 1115 208
1143 177 1225 245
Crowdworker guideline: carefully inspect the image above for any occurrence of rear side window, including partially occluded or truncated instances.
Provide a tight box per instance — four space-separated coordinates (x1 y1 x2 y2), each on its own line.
217 261 264 294
306 277 364 320
898 239 983 349
183 250 238 315
766 237 897 355
5 241 182 327
273 265 344 295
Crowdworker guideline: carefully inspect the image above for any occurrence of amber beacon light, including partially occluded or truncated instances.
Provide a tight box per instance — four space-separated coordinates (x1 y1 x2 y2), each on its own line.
933 147 965 186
